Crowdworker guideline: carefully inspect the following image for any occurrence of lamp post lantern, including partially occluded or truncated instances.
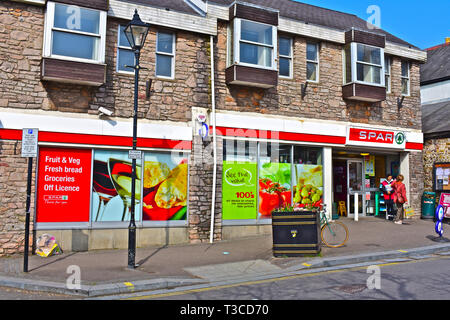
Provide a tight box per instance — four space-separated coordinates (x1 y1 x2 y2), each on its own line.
124 9 150 269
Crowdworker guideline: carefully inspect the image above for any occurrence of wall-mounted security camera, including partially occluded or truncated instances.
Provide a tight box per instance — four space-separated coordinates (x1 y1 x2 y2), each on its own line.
98 107 113 117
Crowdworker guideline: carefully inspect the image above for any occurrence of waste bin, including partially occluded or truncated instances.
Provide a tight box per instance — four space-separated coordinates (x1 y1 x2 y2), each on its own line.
422 192 436 219
332 202 339 220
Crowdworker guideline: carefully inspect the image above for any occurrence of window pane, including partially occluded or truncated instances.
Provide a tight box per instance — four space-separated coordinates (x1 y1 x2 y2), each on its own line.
357 63 381 84
156 54 173 77
306 43 318 61
357 44 381 65
279 58 291 77
401 61 409 77
157 32 174 54
54 3 100 34
385 57 390 75
118 48 135 72
279 37 291 57
119 25 132 48
240 42 272 67
385 75 390 92
402 78 409 95
52 30 98 60
307 62 317 81
345 45 352 83
241 20 272 46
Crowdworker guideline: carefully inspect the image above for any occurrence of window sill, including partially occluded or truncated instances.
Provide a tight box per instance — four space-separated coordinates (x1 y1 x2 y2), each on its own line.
226 64 278 88
41 57 106 86
342 82 386 102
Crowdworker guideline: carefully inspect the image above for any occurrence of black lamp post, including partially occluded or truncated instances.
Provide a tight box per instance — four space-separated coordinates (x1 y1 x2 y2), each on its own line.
124 9 150 269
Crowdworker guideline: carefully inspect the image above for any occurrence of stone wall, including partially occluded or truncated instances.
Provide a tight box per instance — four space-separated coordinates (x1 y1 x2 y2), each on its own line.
0 139 36 256
409 151 425 217
423 138 450 192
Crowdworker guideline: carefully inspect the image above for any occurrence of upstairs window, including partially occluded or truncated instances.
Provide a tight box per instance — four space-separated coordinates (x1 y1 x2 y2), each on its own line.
385 56 391 93
306 43 319 82
279 37 293 78
233 19 277 69
343 42 385 87
43 2 107 63
401 61 410 96
156 32 175 79
117 25 135 73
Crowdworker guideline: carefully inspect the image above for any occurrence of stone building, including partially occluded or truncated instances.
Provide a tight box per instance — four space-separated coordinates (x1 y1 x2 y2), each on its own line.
0 0 426 256
421 40 450 199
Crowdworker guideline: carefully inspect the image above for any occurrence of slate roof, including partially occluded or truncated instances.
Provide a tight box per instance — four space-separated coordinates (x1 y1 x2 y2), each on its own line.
125 0 418 49
422 100 450 137
421 43 450 85
209 0 418 48
122 0 199 15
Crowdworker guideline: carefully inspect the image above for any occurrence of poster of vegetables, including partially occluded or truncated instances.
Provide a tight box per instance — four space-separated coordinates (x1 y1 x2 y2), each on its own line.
222 161 258 220
142 153 188 221
293 164 323 208
258 163 292 218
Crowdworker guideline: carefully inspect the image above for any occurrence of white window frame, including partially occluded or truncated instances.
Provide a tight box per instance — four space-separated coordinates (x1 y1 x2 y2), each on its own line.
345 42 385 87
401 60 410 96
306 42 320 83
116 25 135 74
233 18 278 71
385 55 391 93
279 36 293 79
155 31 176 80
43 1 107 64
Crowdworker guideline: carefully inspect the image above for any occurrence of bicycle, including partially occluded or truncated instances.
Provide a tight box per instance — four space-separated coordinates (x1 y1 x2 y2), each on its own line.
319 204 349 248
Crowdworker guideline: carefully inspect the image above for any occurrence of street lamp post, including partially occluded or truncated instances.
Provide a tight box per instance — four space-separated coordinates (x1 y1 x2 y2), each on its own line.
124 10 150 269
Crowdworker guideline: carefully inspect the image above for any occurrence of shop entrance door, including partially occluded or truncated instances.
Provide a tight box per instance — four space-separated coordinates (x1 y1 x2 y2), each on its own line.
347 160 364 220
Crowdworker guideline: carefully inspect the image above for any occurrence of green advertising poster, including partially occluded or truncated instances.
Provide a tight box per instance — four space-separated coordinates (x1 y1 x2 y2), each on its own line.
222 161 258 220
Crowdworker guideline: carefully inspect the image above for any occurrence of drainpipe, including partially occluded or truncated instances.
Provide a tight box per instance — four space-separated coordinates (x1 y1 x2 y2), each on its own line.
209 35 217 244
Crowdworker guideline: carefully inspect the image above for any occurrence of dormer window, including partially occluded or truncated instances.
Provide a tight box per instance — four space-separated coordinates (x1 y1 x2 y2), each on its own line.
234 19 277 69
342 29 387 102
345 43 385 87
225 2 279 89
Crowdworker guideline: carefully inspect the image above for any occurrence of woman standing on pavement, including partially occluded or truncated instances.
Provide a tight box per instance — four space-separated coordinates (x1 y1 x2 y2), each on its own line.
394 174 408 225
381 174 396 219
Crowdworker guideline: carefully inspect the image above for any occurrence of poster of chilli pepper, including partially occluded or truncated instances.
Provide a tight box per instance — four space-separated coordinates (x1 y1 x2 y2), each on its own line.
258 163 292 218
142 152 188 221
293 164 323 209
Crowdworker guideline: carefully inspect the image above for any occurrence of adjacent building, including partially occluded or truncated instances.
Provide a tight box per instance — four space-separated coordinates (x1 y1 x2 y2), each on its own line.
0 0 427 255
421 40 450 199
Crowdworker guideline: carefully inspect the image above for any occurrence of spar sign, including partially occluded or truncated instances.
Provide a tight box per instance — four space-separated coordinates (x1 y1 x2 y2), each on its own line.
347 127 407 148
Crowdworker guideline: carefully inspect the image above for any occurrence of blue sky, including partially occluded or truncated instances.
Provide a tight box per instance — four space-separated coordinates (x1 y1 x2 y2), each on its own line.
294 0 450 49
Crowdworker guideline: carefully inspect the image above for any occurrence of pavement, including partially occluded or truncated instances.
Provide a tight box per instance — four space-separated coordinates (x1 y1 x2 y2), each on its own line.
1 216 450 298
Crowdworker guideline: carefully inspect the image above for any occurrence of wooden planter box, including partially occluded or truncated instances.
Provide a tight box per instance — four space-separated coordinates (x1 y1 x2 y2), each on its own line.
272 211 321 257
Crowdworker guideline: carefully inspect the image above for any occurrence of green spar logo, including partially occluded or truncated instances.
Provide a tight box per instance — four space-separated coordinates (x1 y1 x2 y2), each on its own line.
395 132 405 145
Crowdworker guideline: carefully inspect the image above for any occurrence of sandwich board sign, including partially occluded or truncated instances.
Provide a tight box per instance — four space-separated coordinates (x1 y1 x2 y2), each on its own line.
21 128 38 158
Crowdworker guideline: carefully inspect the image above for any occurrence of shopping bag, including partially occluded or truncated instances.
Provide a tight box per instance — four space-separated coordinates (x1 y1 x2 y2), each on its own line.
36 234 63 257
404 204 415 219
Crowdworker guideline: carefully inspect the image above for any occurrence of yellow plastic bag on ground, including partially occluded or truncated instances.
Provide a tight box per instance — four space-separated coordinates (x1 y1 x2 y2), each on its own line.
36 234 63 257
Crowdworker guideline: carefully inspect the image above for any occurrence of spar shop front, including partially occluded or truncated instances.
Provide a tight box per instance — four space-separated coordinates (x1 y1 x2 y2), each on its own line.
215 112 423 239
0 111 192 251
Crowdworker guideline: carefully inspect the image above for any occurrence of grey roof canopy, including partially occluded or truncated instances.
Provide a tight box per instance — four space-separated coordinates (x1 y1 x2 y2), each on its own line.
421 44 450 85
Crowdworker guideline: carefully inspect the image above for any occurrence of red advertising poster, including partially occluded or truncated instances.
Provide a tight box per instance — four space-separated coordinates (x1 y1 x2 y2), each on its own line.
439 193 450 218
36 147 92 223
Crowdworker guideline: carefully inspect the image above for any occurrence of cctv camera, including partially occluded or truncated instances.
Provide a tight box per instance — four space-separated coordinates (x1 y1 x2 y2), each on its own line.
98 107 113 116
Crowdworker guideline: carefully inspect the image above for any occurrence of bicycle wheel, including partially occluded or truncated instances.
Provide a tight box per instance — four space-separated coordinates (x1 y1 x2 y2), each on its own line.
321 221 349 248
